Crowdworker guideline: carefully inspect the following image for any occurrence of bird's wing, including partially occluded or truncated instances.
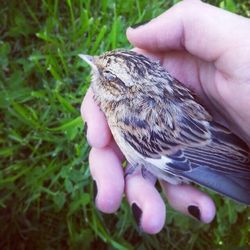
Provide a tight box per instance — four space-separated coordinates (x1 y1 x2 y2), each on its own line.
119 93 250 204
121 110 250 178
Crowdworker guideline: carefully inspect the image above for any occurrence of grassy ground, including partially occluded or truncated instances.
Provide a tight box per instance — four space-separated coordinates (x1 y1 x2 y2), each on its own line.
1 0 250 249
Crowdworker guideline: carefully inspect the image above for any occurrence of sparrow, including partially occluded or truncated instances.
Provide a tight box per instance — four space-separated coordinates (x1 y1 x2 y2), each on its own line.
79 49 250 205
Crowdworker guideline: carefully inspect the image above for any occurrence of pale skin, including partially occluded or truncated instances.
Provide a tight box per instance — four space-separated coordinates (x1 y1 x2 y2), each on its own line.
81 0 250 234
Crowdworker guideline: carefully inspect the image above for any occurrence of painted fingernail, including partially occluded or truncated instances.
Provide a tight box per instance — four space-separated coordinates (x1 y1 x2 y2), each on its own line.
83 123 88 137
130 20 149 29
93 180 98 200
155 181 161 193
188 205 201 221
131 203 142 226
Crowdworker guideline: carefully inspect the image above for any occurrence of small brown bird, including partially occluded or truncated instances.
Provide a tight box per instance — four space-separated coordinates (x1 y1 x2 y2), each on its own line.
79 49 250 205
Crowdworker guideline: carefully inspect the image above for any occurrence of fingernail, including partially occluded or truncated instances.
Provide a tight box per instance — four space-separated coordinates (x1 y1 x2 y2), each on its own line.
93 180 98 200
155 181 161 193
188 205 201 221
130 20 149 29
83 123 88 137
131 203 142 226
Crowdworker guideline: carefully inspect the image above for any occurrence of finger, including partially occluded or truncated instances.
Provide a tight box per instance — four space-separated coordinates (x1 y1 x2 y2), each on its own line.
125 167 166 234
89 146 124 213
109 139 125 162
161 181 216 223
81 89 112 148
127 0 250 62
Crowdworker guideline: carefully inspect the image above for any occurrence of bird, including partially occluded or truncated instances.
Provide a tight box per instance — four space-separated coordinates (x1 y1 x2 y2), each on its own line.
79 49 250 205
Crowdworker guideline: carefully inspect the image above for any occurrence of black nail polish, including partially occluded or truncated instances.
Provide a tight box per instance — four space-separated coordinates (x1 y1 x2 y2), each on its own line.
131 20 149 29
132 203 142 226
188 205 201 221
155 181 161 193
93 180 97 200
83 123 88 137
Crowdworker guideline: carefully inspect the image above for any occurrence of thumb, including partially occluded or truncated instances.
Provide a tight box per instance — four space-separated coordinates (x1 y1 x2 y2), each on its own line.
126 0 250 62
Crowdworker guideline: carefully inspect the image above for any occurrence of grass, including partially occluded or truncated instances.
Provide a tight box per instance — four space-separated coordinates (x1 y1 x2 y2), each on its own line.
0 0 250 249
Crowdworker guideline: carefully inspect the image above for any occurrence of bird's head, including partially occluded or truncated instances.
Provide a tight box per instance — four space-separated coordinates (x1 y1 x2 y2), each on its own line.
79 50 166 106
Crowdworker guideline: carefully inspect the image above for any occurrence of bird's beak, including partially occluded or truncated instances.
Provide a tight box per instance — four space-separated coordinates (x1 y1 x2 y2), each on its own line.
78 54 97 70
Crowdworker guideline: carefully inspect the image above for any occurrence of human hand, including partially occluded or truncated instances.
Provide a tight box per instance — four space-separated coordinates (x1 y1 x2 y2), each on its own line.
81 0 250 234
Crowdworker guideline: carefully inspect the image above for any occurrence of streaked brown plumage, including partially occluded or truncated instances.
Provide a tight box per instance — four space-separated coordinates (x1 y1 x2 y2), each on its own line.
80 49 250 205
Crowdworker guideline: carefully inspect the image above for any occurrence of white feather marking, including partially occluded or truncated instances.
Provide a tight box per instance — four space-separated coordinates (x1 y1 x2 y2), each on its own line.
144 156 172 169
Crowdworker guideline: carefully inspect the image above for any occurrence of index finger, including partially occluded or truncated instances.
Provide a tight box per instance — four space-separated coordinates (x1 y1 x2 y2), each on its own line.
126 0 250 63
81 89 112 148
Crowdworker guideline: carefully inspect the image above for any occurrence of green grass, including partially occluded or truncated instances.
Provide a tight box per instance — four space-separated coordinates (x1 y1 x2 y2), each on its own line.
1 0 250 249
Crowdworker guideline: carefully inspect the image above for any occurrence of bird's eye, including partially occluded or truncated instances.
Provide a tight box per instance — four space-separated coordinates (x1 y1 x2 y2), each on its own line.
103 70 117 81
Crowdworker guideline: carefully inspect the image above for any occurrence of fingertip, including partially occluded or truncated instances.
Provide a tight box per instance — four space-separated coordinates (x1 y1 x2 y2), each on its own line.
126 6 184 52
95 181 121 213
89 147 124 213
80 88 92 120
198 195 216 223
141 198 166 234
126 26 133 35
162 182 216 223
87 119 112 148
126 27 137 48
126 26 140 43
81 89 112 148
126 170 166 234
127 0 244 62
